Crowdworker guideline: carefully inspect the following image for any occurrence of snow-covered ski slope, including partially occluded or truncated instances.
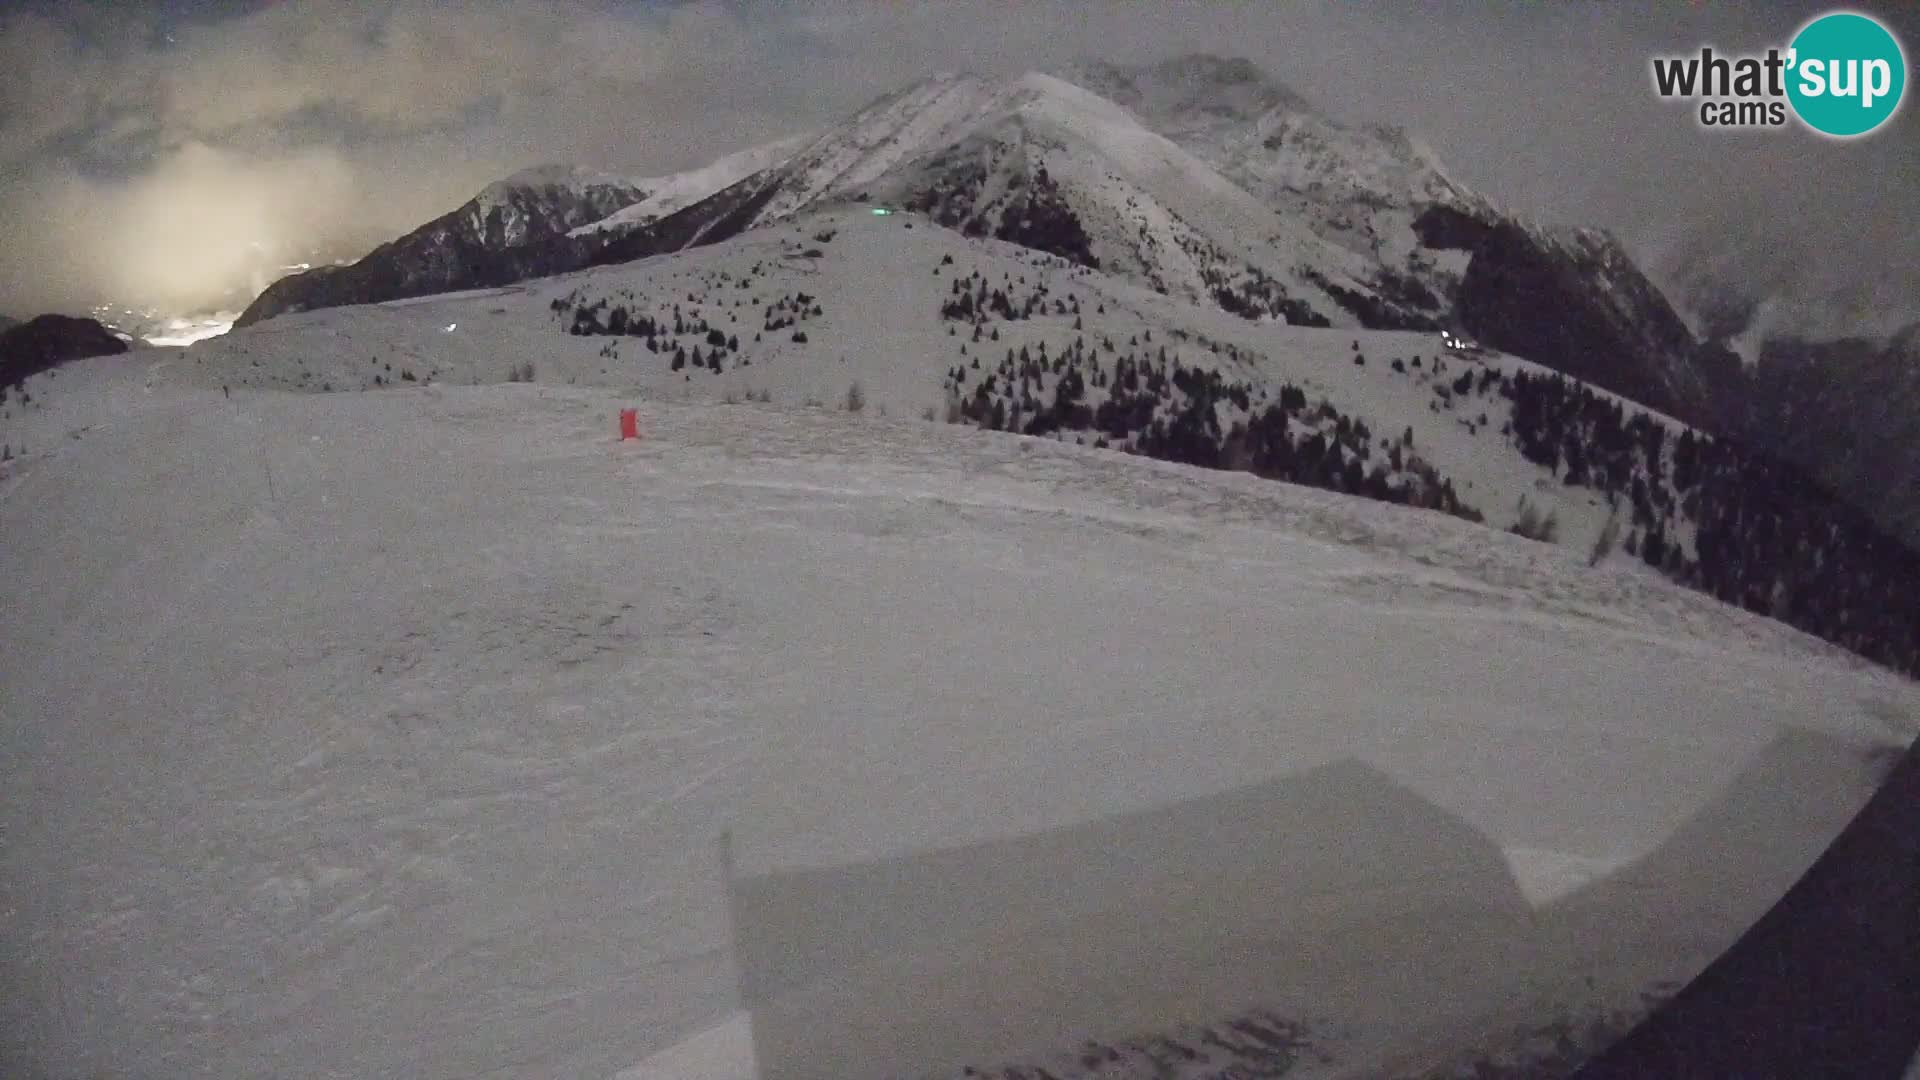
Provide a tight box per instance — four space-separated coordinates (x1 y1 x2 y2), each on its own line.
3 374 1916 1077
2 208 1917 1078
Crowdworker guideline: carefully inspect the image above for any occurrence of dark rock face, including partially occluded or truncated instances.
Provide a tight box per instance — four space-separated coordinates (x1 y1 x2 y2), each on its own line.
237 231 591 327
1408 203 1764 435
1452 222 1737 427
236 172 646 327
0 314 130 387
1411 203 1496 252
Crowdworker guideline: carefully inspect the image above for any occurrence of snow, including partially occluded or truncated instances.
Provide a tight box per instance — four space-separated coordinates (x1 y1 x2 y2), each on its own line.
615 1014 755 1080
1060 56 1315 142
455 164 653 249
571 137 812 238
748 71 1379 318
2 209 1916 1078
993 70 1382 312
1500 845 1634 906
14 207 1817 562
477 163 647 211
378 286 522 308
2 367 1913 1077
747 73 1018 226
708 69 1330 290
1014 72 1265 209
1057 57 1494 315
146 313 238 348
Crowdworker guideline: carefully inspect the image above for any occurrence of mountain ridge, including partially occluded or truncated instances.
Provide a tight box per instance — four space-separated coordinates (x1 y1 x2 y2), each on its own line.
242 63 1461 336
236 57 1786 438
234 166 650 327
0 314 130 393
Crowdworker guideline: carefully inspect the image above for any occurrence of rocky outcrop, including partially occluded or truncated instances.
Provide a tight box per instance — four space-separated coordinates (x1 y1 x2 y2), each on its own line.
0 314 130 388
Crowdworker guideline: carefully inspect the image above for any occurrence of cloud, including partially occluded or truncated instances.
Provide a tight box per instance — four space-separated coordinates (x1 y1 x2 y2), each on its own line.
0 141 359 313
0 0 1914 332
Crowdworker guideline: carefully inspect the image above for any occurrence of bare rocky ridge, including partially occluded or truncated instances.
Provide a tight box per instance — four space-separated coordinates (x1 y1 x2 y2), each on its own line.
0 313 130 390
234 165 649 326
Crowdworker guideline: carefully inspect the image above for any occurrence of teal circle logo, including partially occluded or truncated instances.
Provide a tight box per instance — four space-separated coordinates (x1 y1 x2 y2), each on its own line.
1787 11 1907 137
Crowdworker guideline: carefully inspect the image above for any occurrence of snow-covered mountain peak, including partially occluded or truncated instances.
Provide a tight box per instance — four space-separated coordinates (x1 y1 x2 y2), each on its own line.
496 162 636 189
459 166 649 249
1001 71 1269 208
1063 54 1314 138
1031 55 1496 334
746 71 1015 221
748 66 1260 215
475 163 646 215
1064 56 1486 222
1228 103 1482 215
